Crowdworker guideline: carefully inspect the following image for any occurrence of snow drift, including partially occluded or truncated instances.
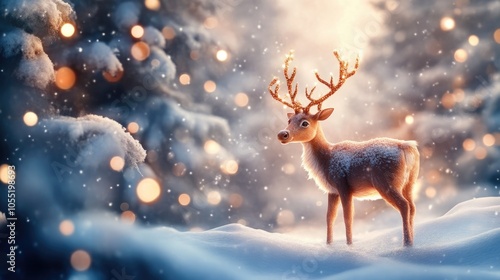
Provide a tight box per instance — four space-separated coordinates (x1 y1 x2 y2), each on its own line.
40 197 500 279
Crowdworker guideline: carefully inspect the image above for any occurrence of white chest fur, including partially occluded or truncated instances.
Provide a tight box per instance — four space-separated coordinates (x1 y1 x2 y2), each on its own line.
301 144 338 194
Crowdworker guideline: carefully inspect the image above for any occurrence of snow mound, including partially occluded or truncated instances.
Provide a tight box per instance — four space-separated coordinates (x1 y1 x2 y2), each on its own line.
49 197 500 279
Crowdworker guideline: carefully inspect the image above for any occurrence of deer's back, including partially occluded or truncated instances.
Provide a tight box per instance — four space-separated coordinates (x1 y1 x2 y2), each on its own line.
327 138 418 197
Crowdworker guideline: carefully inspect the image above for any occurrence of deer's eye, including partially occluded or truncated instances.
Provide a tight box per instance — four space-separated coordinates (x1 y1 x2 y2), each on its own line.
301 120 310 127
288 119 291 124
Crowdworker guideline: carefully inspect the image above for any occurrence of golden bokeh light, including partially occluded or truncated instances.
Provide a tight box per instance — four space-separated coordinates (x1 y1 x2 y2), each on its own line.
425 187 437 198
440 16 455 31
454 49 468 63
109 156 125 172
276 209 295 226
229 193 243 208
55 67 76 90
121 210 136 224
162 26 176 40
59 220 75 236
234 92 249 107
179 73 191 85
204 80 217 93
136 178 161 203
204 17 218 29
474 147 487 160
441 92 455 109
102 70 124 83
405 115 414 125
468 35 479 46
204 140 221 155
190 50 200 60
216 50 228 62
23 111 38 127
60 23 76 38
145 0 161 10
0 164 12 184
127 122 140 134
131 25 144 38
462 138 475 151
131 42 150 61
207 190 221 205
494 29 500 44
482 134 495 147
70 250 91 271
221 159 238 175
178 193 191 206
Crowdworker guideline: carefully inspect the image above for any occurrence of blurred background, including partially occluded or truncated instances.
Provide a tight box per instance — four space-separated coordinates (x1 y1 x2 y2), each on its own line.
0 0 499 278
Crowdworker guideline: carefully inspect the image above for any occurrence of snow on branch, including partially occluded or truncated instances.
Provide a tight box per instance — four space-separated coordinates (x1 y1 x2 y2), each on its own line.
1 0 74 36
46 114 146 168
74 42 124 76
0 29 55 88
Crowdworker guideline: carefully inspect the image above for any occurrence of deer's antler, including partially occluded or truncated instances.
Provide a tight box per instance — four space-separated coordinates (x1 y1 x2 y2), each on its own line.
268 51 303 113
303 51 359 113
269 50 359 114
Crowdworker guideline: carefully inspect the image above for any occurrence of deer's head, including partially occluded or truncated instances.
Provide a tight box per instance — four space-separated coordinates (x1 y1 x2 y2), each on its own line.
269 51 359 145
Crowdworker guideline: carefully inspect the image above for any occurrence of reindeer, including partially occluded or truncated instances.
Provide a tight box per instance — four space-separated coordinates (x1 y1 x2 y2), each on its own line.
269 51 420 246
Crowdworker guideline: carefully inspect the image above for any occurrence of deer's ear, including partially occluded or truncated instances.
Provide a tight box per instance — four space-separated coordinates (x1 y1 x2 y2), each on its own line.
287 113 295 119
316 108 334 121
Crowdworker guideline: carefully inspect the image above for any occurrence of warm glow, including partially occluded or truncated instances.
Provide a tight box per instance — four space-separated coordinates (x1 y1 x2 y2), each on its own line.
70 250 91 271
204 17 219 29
178 193 191 206
144 0 161 10
229 193 243 208
0 164 12 184
462 138 476 151
179 73 191 85
109 156 125 172
60 23 76 38
121 210 136 224
204 140 221 155
494 29 500 44
216 50 228 62
55 67 76 90
23 111 38 127
425 187 437 198
474 147 487 160
204 80 217 93
454 49 468 63
405 115 414 125
207 190 221 205
234 92 249 107
276 209 295 226
136 178 161 203
162 26 176 40
131 42 150 61
468 35 479 46
221 159 238 175
127 122 140 134
59 220 75 236
482 134 495 147
281 163 296 175
441 92 455 109
102 70 124 83
440 17 455 31
131 25 144 38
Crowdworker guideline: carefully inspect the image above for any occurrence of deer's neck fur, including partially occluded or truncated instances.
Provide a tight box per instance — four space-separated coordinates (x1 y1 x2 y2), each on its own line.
301 126 335 194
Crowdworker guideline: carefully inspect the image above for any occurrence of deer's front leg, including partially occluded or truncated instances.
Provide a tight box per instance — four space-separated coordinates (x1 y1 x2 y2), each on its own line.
326 193 340 245
340 193 354 245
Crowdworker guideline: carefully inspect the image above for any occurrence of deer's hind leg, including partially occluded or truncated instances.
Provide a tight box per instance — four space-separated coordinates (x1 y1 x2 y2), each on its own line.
374 176 413 246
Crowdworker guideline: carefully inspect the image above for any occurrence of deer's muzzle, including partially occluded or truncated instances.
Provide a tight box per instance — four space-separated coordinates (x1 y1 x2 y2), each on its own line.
278 130 291 144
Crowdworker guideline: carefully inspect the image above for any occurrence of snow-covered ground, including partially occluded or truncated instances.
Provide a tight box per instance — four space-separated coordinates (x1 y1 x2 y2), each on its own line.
57 197 500 279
